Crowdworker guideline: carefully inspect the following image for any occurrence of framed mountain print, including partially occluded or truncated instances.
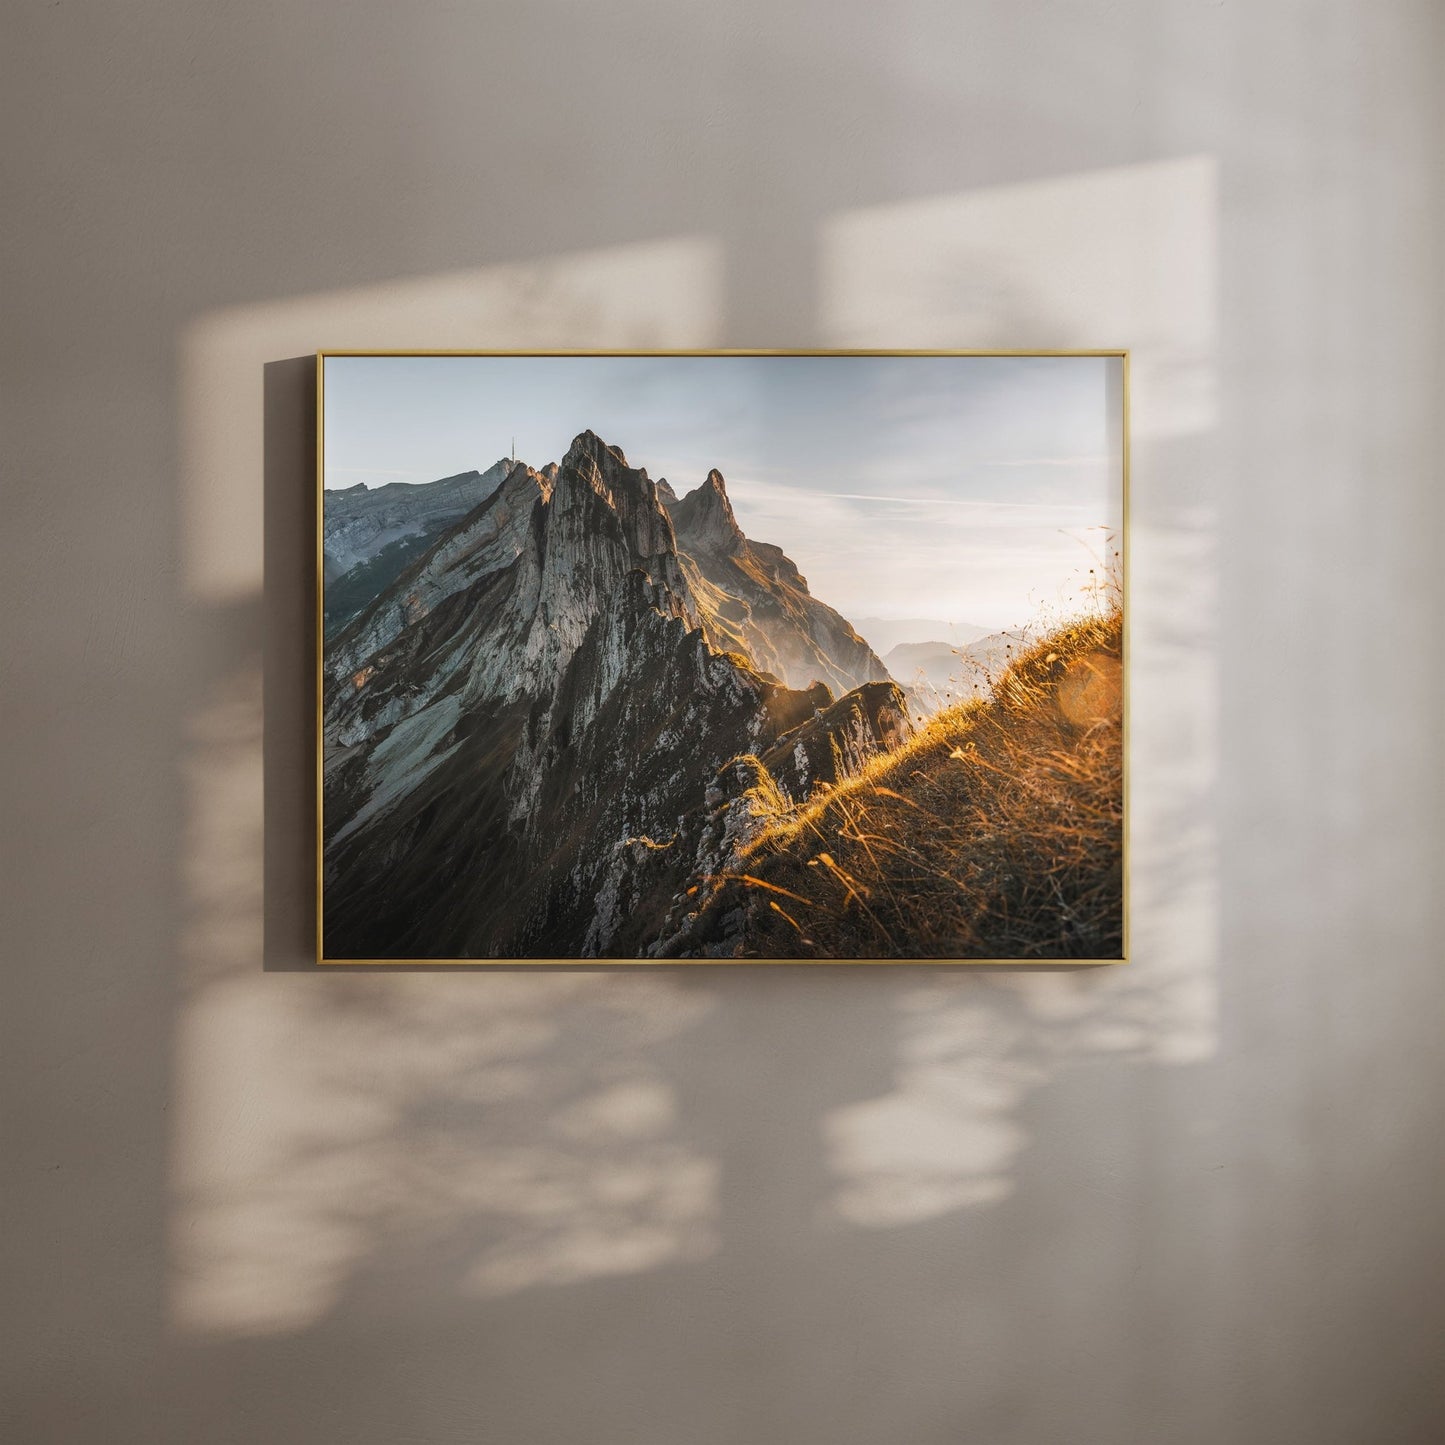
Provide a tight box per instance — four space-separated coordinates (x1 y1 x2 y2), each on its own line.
318 351 1127 963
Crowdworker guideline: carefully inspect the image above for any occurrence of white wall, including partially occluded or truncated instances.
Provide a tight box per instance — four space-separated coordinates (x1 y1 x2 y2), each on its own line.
3 3 1442 1442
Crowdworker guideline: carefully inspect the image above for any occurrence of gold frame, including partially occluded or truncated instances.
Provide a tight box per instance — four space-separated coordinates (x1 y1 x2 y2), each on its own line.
316 349 1130 966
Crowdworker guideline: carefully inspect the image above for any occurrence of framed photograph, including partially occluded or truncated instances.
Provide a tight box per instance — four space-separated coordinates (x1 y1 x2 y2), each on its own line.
318 351 1126 963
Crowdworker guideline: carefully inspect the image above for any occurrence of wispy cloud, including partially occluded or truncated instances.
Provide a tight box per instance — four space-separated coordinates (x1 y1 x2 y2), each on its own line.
728 473 1114 630
803 490 1095 511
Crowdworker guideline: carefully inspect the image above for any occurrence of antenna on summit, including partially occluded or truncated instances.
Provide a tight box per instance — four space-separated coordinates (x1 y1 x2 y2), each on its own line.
511 435 516 463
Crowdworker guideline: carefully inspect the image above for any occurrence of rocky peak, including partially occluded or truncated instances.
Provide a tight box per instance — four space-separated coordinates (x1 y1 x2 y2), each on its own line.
565 428 629 479
508 431 698 686
550 429 680 567
669 468 744 555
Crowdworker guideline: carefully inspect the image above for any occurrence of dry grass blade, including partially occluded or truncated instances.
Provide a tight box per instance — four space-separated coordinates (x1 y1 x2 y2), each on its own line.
734 873 812 907
869 786 926 809
768 900 808 937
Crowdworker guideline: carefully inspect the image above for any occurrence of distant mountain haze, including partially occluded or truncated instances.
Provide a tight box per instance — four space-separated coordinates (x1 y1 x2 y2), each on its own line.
853 616 993 656
324 461 516 573
885 640 968 690
885 630 1038 714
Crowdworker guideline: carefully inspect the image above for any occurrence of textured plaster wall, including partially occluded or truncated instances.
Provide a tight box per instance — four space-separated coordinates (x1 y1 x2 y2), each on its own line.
2 3 1442 1443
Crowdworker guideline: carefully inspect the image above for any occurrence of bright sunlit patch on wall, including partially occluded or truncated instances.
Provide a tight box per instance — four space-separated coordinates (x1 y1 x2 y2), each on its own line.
459 1079 721 1298
178 236 724 601
820 155 1217 441
825 940 1217 1227
826 1047 1035 1226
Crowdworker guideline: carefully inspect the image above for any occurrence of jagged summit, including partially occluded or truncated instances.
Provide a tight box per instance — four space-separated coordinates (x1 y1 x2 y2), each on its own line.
518 431 698 680
558 430 653 507
551 431 685 567
657 464 889 694
667 468 744 555
567 428 629 471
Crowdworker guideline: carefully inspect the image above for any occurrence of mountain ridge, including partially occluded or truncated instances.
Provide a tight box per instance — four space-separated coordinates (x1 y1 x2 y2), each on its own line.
323 429 911 958
322 460 518 632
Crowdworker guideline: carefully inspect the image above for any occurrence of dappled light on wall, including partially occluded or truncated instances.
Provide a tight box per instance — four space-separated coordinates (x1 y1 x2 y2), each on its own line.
171 955 719 1335
824 959 1217 1229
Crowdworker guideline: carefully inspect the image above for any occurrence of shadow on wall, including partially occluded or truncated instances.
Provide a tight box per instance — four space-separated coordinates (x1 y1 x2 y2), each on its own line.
163 160 1222 1443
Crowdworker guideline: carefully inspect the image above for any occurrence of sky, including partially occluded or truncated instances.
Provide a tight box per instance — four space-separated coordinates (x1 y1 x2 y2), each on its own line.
323 354 1122 632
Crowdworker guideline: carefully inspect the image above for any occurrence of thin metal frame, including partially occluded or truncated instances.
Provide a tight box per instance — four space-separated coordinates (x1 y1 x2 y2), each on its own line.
316 349 1130 966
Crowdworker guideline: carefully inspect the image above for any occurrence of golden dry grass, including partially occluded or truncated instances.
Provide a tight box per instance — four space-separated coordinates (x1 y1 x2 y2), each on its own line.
688 606 1124 959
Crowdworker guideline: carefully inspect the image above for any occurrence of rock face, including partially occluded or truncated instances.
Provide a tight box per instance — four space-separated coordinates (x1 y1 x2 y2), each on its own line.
323 430 912 959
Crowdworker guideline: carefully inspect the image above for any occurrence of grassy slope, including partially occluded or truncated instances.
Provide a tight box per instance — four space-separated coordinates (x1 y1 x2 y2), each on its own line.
682 607 1124 960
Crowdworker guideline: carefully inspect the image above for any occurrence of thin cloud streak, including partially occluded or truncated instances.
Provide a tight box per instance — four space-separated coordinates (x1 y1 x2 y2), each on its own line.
800 491 1095 511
